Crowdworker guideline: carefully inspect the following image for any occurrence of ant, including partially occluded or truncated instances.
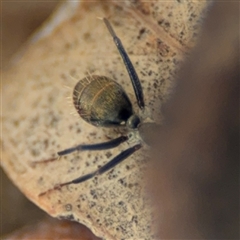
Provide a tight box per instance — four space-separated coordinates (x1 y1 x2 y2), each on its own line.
39 18 157 197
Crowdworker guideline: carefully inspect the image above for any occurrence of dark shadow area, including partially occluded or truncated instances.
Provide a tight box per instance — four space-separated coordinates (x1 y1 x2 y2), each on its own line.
0 168 47 236
149 2 239 239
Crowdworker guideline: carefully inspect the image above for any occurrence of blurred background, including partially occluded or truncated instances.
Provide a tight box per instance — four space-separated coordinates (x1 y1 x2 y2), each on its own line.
149 2 239 239
2 1 58 70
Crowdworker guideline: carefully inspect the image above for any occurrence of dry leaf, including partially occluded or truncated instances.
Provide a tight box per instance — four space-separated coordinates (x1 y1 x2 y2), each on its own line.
1 1 209 239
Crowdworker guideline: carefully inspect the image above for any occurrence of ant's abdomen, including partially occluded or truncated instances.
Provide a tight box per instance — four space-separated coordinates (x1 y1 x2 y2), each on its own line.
73 75 133 127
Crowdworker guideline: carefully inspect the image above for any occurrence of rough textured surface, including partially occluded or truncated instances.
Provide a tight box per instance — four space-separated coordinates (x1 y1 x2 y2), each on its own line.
1 1 209 239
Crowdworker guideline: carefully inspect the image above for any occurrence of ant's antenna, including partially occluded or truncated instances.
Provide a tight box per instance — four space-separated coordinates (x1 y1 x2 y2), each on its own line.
103 18 145 109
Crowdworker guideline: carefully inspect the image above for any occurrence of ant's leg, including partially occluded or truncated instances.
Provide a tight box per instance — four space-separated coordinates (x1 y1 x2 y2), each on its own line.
103 18 145 109
58 136 128 156
34 136 128 165
39 144 141 196
71 143 141 184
